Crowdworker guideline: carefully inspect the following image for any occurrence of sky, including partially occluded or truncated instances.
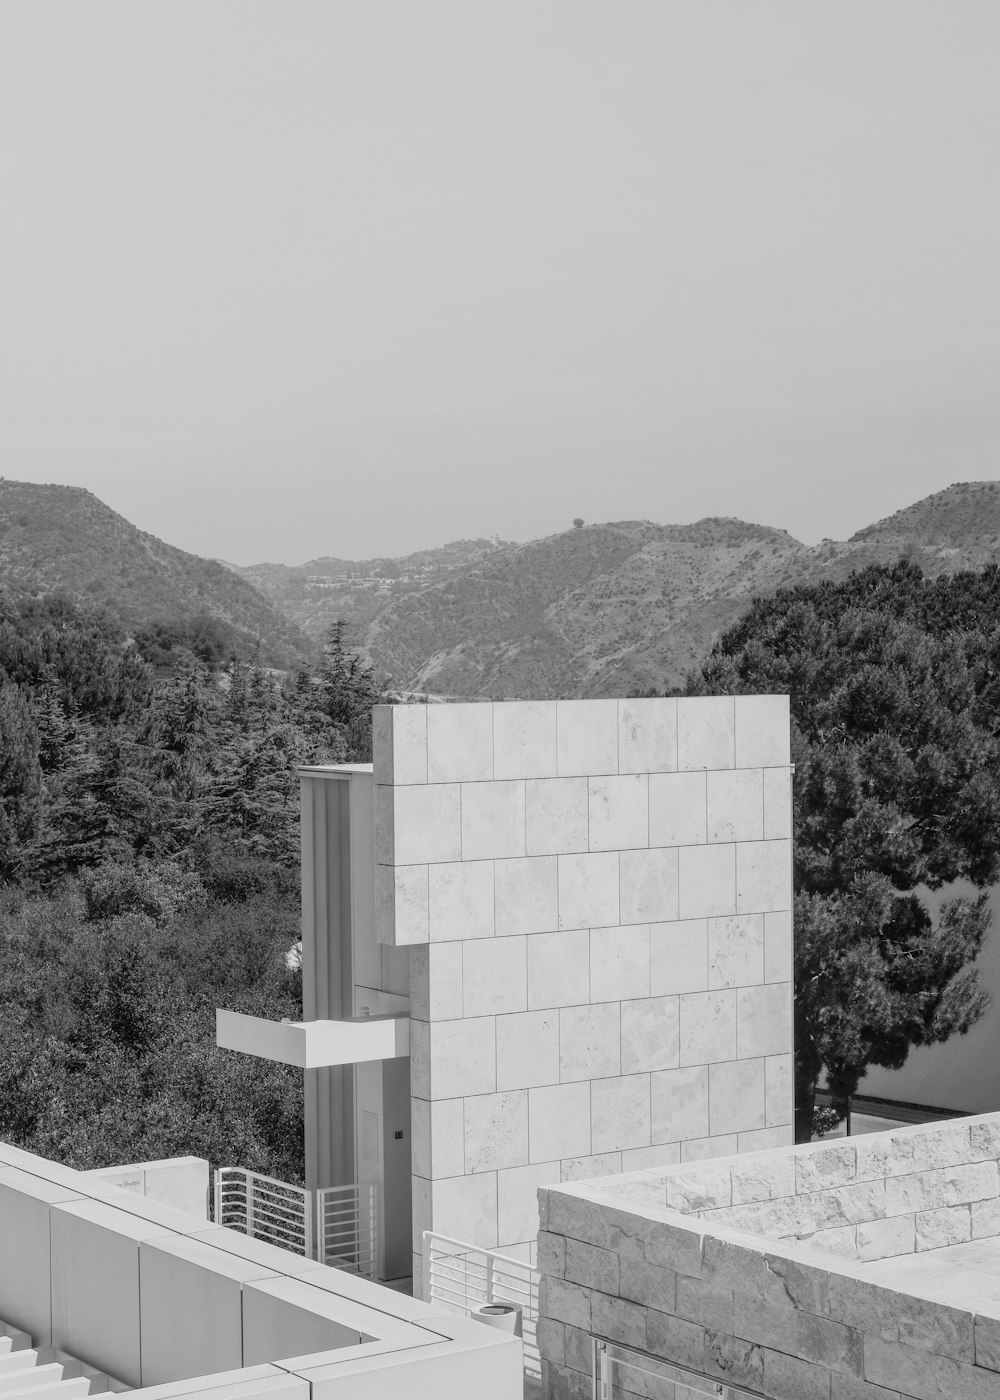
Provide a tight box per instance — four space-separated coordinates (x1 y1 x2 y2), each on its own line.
3 2 1000 565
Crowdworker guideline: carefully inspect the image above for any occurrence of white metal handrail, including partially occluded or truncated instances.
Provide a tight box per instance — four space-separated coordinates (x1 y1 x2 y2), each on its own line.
214 1167 312 1259
318 1181 377 1279
423 1231 540 1383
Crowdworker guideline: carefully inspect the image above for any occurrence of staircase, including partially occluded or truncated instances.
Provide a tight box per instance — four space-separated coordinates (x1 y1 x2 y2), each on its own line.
0 1326 124 1398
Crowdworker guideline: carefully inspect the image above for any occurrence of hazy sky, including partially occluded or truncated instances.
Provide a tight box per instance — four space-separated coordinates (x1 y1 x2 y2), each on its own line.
4 3 1000 564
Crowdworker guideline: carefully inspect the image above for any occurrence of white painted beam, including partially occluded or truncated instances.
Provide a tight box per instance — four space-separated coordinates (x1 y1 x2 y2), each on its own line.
215 1010 410 1069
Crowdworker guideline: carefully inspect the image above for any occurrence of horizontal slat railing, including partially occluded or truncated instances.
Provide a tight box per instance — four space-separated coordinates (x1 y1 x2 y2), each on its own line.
423 1231 539 1383
317 1182 377 1279
214 1168 312 1259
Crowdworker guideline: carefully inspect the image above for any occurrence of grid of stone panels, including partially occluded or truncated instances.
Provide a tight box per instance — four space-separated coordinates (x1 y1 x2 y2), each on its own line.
371 697 794 1278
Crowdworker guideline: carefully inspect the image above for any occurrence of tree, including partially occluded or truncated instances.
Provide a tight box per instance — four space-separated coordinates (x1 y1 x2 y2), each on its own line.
689 561 1000 1140
573 517 584 529
0 681 41 881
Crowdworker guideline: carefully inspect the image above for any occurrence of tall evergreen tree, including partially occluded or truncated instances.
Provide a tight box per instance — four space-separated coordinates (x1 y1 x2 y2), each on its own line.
689 561 1000 1139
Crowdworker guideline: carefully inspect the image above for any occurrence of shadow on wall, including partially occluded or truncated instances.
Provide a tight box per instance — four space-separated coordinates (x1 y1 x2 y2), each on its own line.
862 881 1000 1115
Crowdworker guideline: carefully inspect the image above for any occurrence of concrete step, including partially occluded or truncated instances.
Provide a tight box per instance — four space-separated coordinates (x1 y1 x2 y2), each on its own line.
0 1366 65 1394
0 1357 38 1377
1 1384 90 1400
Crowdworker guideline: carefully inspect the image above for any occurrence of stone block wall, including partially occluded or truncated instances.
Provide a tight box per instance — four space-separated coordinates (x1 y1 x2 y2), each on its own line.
691 1119 1000 1261
536 1114 1000 1400
371 697 794 1283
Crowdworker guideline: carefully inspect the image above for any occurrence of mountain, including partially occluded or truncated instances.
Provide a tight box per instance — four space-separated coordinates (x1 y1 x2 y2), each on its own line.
232 538 516 643
243 482 1000 699
0 480 310 668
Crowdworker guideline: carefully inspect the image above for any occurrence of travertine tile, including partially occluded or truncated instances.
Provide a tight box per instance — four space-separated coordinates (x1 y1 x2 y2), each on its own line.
392 784 462 864
498 1161 561 1247
431 1171 498 1249
621 995 680 1074
621 1143 682 1172
411 1175 431 1254
618 698 678 774
735 694 790 768
529 1082 592 1162
651 1064 710 1143
707 914 765 989
427 703 493 783
558 851 620 929
648 771 708 847
497 1009 560 1090
764 910 793 983
560 1152 622 1182
428 859 494 941
681 1134 739 1163
765 1053 793 1126
736 840 791 914
463 936 527 1017
763 767 792 839
525 778 589 856
373 703 428 786
737 1124 793 1153
707 769 764 844
678 844 736 919
590 925 651 1001
677 696 735 771
411 1096 465 1179
464 1090 529 1172
588 774 649 852
679 989 738 1066
375 862 429 945
559 1002 621 1081
409 941 463 1021
528 928 591 1009
495 855 559 936
461 780 526 860
374 783 394 865
493 701 558 780
557 699 619 776
409 1017 430 1098
709 1057 766 1135
737 983 792 1059
620 847 679 925
427 1017 496 1099
592 1074 652 1153
650 919 709 995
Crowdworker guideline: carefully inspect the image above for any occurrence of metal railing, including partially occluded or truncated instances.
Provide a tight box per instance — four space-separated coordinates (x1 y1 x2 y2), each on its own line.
214 1169 377 1279
593 1337 766 1399
423 1231 540 1384
214 1167 313 1259
318 1181 377 1278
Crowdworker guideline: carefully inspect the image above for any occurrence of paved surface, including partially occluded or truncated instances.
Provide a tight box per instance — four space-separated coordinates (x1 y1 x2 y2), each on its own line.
861 1237 1000 1310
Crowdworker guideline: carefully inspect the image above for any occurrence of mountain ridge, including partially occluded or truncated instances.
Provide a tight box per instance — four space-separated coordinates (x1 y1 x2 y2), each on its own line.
238 481 1000 697
0 479 311 668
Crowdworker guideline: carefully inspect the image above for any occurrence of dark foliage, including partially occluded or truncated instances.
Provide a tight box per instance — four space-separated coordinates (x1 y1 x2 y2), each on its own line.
0 596 388 1180
689 561 1000 1139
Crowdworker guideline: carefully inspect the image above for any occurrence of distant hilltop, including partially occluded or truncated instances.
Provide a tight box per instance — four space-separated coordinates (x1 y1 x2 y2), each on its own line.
226 480 1000 698
0 479 310 668
4 478 1000 694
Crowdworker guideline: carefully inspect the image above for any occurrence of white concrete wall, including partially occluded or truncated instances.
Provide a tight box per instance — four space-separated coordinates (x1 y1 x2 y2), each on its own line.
372 697 794 1279
0 1141 522 1399
84 1157 210 1219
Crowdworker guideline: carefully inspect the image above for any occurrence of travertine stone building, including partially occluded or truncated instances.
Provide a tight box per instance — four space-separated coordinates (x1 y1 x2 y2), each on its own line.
371 697 794 1282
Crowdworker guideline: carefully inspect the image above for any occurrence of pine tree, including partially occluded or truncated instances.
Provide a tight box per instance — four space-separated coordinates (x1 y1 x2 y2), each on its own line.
690 562 1000 1139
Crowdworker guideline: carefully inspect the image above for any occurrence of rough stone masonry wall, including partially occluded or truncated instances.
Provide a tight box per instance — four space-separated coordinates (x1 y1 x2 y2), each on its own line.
371 697 794 1285
536 1115 1000 1400
692 1118 1000 1262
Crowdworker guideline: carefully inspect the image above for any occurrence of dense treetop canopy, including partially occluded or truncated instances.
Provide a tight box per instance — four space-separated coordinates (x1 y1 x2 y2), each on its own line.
0 587 388 1177
690 560 1000 1137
